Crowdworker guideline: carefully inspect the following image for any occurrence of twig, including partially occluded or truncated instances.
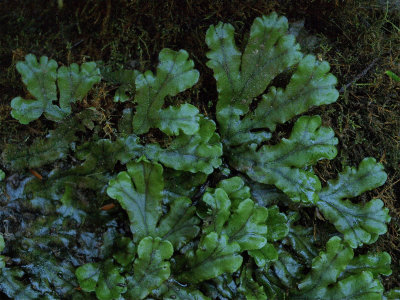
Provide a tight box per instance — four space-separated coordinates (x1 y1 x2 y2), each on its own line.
339 57 380 93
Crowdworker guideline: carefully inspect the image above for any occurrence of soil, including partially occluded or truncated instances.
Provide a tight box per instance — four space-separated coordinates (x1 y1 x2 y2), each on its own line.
0 0 399 294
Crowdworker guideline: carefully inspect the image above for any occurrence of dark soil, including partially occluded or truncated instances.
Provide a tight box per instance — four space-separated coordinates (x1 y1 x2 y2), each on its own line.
1 0 399 292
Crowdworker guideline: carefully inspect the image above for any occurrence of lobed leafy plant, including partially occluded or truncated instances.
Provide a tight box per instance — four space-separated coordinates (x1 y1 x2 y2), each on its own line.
1 12 399 299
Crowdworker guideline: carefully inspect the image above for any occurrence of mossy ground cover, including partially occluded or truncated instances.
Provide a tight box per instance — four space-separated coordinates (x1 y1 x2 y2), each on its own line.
0 0 399 294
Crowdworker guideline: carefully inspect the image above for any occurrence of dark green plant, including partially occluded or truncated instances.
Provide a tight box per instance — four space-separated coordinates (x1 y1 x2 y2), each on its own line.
1 12 398 299
10 54 101 124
